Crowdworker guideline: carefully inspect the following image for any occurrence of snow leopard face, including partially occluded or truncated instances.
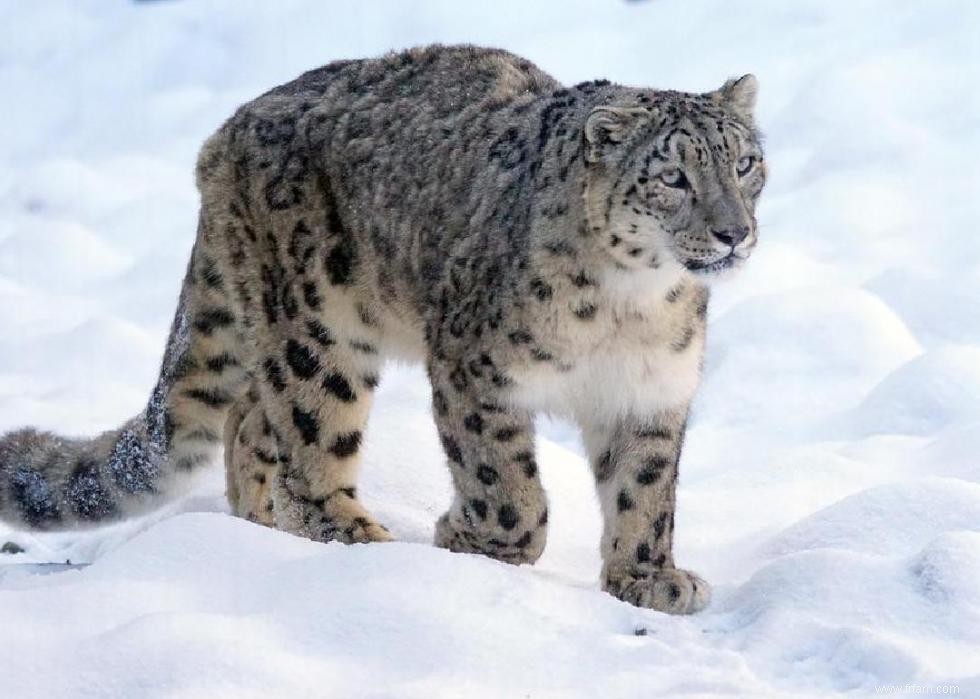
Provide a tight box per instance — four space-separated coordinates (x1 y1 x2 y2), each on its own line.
583 75 765 278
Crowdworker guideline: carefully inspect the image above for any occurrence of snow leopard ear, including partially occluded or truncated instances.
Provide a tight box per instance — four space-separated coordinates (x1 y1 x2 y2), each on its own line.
711 74 758 121
584 106 651 163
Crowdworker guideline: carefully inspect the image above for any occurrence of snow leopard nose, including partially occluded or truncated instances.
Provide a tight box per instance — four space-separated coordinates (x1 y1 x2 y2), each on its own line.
710 226 749 248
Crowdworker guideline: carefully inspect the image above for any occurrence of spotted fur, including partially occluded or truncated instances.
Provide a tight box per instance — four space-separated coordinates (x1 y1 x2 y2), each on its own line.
0 45 765 614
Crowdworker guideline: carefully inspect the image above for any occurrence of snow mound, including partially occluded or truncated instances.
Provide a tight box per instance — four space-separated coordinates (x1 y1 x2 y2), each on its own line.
0 218 131 288
764 479 980 557
722 541 980 692
845 346 980 436
865 269 980 348
701 287 921 426
915 422 980 483
0 513 768 699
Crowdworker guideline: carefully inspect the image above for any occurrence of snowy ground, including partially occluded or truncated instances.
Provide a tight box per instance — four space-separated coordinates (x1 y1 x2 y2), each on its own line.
1 1 979 696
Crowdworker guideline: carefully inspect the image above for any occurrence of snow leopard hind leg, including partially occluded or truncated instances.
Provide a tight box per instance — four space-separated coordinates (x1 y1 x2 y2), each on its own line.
252 292 392 545
223 383 278 527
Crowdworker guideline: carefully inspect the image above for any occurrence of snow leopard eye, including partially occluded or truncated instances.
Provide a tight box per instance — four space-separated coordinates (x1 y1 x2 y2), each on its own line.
736 155 756 177
660 168 689 189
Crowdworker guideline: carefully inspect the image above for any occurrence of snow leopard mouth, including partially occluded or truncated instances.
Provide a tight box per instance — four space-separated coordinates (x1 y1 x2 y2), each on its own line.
683 253 742 275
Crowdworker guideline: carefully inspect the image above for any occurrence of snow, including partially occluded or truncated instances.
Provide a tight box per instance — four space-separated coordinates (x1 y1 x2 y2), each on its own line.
1 0 978 696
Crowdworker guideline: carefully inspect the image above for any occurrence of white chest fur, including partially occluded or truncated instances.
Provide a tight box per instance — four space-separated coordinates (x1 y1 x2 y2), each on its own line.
508 340 702 424
508 267 705 425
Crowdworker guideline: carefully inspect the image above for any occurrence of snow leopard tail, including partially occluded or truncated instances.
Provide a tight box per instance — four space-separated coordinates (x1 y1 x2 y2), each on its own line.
0 229 250 531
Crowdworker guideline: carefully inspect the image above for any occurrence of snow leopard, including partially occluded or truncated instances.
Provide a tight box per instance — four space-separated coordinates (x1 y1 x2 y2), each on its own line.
0 45 765 614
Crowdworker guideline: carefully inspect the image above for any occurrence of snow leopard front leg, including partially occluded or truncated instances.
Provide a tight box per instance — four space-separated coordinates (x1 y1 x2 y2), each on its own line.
582 408 710 614
428 357 549 565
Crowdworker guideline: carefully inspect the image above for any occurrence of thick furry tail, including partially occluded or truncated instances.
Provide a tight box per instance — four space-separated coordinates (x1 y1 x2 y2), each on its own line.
0 233 249 531
0 420 165 530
